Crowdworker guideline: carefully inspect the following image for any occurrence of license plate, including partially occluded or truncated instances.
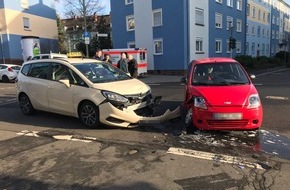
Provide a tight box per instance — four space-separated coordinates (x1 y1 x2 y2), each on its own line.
213 113 242 120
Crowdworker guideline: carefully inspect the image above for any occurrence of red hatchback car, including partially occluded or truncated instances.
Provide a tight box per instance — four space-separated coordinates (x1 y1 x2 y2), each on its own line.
183 57 263 132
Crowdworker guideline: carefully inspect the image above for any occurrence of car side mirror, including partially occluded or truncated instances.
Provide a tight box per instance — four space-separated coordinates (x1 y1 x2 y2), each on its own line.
59 79 71 88
181 76 187 84
249 74 256 80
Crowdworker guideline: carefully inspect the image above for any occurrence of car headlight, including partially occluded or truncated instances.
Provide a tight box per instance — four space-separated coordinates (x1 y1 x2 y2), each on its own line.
101 91 129 105
194 97 207 109
248 94 261 109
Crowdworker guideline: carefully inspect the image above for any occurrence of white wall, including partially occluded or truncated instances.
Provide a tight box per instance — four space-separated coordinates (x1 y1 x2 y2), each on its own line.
188 0 209 61
134 0 154 70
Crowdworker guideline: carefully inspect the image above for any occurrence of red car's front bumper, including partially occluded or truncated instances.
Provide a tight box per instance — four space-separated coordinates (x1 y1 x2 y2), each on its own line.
191 106 263 131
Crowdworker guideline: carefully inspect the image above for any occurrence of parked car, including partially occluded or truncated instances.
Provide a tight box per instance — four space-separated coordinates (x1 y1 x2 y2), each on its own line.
183 57 263 132
32 53 68 60
0 64 21 83
16 58 179 128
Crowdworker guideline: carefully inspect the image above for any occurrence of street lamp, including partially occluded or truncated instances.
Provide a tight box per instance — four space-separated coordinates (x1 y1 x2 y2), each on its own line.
82 0 89 58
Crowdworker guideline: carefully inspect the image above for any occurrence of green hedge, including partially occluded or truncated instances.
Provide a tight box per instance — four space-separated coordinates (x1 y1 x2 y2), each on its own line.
235 54 285 70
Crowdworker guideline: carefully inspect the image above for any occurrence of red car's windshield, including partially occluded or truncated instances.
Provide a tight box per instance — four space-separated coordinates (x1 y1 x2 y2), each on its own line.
192 62 250 86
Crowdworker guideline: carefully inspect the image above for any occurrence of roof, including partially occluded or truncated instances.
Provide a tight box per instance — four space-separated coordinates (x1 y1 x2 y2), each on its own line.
193 57 237 64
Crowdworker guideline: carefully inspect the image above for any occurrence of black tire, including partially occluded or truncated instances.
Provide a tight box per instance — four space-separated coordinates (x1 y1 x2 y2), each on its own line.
19 94 35 115
2 75 9 83
78 101 100 128
185 109 197 134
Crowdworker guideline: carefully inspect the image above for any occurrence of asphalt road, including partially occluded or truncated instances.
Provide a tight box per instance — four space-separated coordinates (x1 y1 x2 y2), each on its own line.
0 68 290 189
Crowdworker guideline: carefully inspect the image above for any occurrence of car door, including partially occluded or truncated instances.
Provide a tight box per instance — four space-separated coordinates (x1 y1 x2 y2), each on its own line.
26 62 50 110
47 63 76 115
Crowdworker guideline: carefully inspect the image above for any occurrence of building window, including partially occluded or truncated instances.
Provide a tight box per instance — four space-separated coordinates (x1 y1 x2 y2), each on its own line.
266 44 269 54
153 9 162 27
257 26 260 37
262 28 265 37
246 23 249 34
216 0 222 3
215 13 222 28
252 25 255 35
272 30 275 39
252 7 256 18
276 31 279 39
23 17 30 30
272 15 275 24
125 0 133 5
195 38 203 53
227 0 233 7
227 16 233 30
277 17 279 26
258 9 261 20
236 41 241 53
127 42 135 48
21 0 29 9
251 43 255 54
246 42 249 54
126 15 135 31
195 8 204 26
154 39 163 55
263 11 266 21
237 0 242 10
236 19 242 32
247 4 250 15
262 44 265 54
215 39 222 53
267 13 270 23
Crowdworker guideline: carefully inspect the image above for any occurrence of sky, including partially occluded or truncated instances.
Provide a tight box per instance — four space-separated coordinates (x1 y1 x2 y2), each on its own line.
55 0 111 18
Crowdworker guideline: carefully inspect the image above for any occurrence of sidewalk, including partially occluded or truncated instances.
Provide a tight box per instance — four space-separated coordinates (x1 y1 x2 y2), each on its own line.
138 74 183 84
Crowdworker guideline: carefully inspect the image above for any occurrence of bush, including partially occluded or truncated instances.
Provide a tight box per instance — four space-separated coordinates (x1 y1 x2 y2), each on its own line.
235 55 256 69
235 55 286 70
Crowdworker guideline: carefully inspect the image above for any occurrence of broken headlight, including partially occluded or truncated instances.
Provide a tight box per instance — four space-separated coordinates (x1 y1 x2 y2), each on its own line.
101 90 129 106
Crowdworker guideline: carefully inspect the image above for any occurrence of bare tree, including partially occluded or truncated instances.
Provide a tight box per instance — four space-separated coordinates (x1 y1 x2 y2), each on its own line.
63 0 104 19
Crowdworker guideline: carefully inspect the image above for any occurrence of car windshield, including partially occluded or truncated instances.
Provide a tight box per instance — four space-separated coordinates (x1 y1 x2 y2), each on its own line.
192 62 250 86
73 62 131 83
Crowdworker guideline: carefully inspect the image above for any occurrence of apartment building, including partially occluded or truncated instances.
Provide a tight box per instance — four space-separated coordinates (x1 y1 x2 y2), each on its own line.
0 0 58 64
110 0 290 72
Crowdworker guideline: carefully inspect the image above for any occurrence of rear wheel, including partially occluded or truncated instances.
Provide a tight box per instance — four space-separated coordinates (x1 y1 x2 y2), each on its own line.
2 75 9 83
79 101 100 128
19 94 35 115
185 109 197 134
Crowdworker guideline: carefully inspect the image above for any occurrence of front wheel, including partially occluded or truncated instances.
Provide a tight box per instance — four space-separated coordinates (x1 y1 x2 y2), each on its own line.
185 109 197 134
78 101 100 128
2 75 9 83
19 94 35 115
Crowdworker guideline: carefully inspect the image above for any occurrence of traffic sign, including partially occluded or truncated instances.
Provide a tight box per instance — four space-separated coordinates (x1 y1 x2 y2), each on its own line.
84 31 90 38
98 33 108 37
85 37 90 44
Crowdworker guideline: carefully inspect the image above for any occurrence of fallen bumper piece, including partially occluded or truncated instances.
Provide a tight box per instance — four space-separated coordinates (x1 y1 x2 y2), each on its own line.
99 102 181 128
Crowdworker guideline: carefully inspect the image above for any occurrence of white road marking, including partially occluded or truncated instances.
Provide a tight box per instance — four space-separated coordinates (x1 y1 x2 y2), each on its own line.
266 96 288 100
17 130 39 137
256 68 290 77
167 147 264 170
147 83 161 86
16 130 97 143
0 98 17 106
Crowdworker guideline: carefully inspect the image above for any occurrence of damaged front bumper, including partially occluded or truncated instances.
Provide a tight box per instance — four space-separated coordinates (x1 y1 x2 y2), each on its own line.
99 101 181 128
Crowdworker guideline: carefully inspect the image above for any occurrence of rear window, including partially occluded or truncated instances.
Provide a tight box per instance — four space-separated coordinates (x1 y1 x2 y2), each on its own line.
21 64 31 76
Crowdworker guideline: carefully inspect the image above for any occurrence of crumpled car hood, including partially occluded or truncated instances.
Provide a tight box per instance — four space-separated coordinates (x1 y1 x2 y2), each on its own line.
92 78 150 95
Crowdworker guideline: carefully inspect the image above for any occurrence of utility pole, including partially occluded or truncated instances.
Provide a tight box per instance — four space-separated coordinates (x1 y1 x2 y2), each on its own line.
83 0 89 58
